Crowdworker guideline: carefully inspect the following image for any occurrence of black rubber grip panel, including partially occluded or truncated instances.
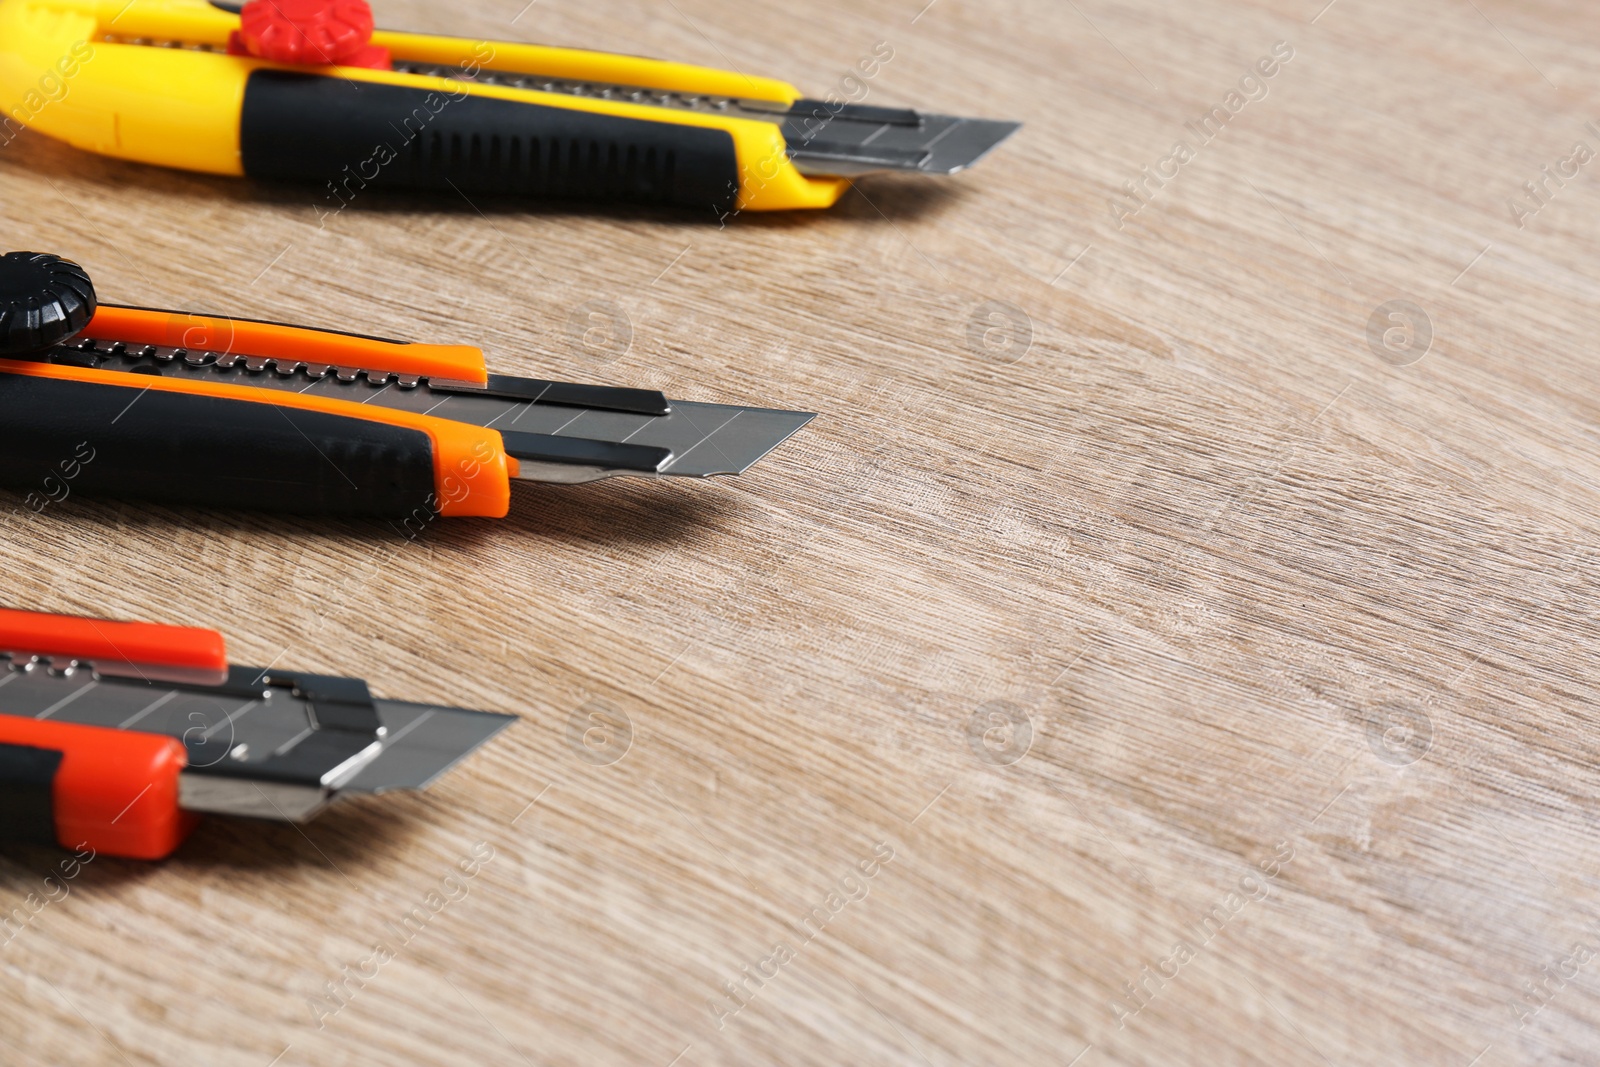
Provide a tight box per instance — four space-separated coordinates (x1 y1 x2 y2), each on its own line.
240 71 741 217
0 372 438 519
0 742 63 846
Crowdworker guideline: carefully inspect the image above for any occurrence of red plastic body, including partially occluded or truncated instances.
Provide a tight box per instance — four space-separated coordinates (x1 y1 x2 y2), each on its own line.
229 0 392 69
0 717 195 859
0 607 228 686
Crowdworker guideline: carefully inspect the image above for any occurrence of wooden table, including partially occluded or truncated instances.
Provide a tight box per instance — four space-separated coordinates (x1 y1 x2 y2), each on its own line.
3 0 1598 1063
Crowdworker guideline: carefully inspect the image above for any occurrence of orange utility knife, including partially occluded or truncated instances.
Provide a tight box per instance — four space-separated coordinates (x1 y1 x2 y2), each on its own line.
0 251 812 521
0 606 513 859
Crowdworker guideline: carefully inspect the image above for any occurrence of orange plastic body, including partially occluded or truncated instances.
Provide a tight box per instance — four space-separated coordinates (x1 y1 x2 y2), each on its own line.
0 607 227 685
0 717 194 859
0 358 513 518
84 305 489 384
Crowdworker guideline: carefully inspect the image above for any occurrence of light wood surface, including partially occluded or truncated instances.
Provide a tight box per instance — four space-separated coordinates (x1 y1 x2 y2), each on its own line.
4 0 1600 1063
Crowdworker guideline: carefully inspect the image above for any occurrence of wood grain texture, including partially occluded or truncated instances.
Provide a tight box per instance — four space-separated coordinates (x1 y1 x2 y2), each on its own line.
3 0 1599 1063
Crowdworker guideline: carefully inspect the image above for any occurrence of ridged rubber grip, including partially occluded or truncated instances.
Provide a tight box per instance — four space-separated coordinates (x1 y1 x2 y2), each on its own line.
0 371 437 518
240 71 740 216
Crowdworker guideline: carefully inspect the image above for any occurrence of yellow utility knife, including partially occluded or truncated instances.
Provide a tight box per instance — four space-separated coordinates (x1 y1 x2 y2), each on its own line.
0 0 1021 218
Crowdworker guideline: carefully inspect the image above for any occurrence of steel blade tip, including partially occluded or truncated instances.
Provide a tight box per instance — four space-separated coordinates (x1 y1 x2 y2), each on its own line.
653 405 816 478
933 119 1023 174
339 703 516 794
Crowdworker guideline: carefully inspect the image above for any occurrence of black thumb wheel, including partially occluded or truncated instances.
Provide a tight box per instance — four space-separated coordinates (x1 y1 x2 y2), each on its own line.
0 252 96 355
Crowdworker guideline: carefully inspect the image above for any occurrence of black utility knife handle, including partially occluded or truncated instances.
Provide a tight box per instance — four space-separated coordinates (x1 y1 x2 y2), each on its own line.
240 72 741 217
0 371 437 518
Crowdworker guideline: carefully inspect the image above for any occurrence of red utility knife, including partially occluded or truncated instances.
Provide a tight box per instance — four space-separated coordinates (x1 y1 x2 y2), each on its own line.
0 606 513 859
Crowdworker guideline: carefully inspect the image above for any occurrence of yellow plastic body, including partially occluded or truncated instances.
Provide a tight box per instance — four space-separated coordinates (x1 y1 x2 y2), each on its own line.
0 0 849 210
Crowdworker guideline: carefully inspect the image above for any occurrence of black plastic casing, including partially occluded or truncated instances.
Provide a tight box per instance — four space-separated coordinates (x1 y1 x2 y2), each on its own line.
0 372 438 519
0 742 64 846
240 72 741 217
